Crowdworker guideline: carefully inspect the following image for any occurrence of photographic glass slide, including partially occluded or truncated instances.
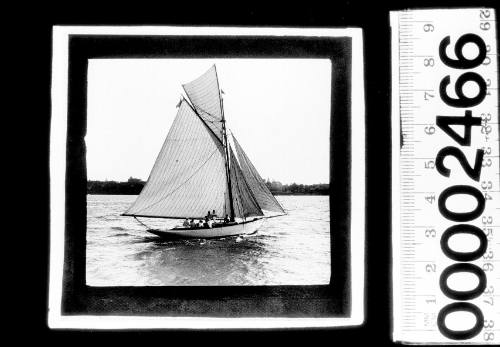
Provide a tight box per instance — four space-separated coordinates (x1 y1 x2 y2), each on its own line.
86 59 332 287
49 26 365 329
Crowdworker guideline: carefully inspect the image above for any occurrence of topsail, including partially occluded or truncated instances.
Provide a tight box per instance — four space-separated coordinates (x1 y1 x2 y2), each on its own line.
124 65 285 221
182 65 225 143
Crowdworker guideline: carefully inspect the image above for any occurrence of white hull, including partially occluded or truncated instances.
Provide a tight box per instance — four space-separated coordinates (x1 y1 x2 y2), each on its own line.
147 218 264 239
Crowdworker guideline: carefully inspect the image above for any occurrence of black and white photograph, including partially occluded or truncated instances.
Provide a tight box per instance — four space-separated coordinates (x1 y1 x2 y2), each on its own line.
48 26 365 329
86 59 332 287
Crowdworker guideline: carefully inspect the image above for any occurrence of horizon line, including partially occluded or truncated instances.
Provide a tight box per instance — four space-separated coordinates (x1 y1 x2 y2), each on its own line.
87 178 330 186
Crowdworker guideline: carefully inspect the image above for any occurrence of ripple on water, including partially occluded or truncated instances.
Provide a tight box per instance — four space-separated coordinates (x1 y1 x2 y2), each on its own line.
86 194 331 286
111 233 131 237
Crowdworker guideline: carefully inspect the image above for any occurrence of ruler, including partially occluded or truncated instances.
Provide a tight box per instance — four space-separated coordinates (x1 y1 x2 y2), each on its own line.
391 8 499 344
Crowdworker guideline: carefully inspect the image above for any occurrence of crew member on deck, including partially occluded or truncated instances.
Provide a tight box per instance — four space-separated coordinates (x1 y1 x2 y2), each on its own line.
183 218 190 227
212 210 217 219
224 214 230 224
189 219 196 227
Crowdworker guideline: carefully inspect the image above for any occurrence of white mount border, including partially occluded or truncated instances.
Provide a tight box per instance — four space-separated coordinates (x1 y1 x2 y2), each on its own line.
49 26 365 329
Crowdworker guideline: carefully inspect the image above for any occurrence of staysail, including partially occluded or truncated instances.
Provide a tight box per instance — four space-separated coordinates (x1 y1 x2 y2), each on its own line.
232 135 286 215
229 147 264 218
123 100 230 219
182 65 224 143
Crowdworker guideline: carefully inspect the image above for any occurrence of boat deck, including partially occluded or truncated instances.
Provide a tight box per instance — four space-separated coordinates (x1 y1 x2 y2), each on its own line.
172 221 238 230
147 218 264 239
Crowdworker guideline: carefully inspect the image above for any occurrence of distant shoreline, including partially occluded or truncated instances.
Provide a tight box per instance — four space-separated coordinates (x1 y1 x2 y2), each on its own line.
87 179 329 196
87 192 329 196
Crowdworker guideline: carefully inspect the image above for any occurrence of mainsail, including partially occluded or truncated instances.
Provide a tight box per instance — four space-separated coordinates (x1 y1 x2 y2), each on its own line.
123 100 230 218
124 65 285 221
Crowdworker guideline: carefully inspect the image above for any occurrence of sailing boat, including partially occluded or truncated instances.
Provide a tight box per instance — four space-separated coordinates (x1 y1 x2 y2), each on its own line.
122 65 286 239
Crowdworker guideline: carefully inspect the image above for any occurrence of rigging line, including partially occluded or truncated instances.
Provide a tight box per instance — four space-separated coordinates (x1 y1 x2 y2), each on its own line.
232 150 263 215
181 87 221 122
232 133 285 213
201 118 223 129
233 175 247 221
197 108 220 121
214 65 225 115
204 119 223 127
231 167 244 218
133 148 220 214
183 96 224 146
233 170 248 220
134 216 152 229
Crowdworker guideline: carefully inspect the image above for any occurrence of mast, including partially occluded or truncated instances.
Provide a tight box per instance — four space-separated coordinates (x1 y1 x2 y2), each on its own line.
220 92 236 222
181 92 234 220
182 64 236 221
212 65 235 222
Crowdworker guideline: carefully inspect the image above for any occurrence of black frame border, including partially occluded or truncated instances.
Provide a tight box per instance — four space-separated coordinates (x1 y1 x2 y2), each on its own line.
62 33 353 318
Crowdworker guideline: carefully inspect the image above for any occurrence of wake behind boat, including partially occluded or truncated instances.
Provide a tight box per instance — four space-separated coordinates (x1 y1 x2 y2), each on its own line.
122 65 286 239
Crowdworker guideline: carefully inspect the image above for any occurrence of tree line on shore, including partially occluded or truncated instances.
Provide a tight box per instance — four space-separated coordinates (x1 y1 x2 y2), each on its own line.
87 177 329 195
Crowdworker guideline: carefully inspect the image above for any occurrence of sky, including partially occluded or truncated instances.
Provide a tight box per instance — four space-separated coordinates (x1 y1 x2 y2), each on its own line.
86 59 331 185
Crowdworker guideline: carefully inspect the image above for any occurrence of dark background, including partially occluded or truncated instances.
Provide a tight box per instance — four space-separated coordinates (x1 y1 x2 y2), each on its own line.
14 0 498 344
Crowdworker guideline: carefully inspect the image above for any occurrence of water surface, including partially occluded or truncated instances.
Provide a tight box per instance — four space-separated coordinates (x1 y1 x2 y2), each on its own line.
86 194 331 286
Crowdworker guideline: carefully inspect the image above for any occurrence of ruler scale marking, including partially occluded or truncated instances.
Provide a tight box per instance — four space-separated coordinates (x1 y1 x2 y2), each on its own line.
392 8 499 344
